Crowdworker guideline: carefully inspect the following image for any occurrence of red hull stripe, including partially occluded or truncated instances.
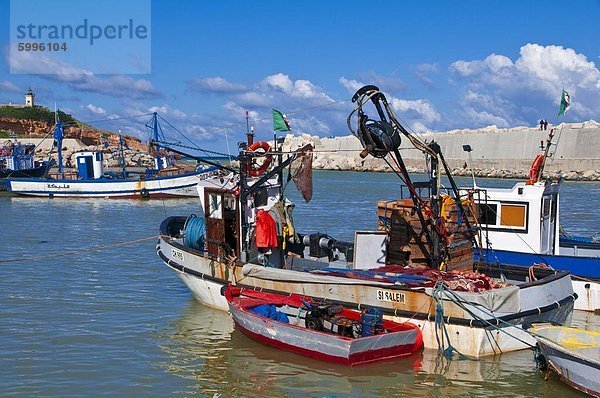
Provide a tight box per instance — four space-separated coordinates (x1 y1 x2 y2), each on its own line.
235 322 421 367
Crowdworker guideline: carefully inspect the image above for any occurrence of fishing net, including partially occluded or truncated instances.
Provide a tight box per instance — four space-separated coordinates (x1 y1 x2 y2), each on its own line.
290 144 314 203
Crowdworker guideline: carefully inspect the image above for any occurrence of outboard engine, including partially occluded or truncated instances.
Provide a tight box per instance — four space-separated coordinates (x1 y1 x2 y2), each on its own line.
360 307 384 337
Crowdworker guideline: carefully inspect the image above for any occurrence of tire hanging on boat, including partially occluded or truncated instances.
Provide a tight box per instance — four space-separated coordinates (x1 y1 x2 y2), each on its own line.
140 188 150 198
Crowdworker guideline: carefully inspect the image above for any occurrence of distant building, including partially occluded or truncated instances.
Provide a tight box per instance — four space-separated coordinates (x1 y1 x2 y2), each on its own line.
25 88 35 107
0 87 42 108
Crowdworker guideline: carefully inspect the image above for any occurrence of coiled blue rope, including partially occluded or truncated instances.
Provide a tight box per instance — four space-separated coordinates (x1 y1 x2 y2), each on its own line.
184 214 205 251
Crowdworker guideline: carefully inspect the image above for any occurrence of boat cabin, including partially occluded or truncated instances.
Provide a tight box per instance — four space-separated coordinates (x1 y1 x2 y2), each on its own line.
75 151 104 179
471 181 560 256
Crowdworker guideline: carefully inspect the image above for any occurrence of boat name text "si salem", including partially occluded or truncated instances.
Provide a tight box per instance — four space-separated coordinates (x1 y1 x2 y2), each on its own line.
377 290 406 303
47 183 70 189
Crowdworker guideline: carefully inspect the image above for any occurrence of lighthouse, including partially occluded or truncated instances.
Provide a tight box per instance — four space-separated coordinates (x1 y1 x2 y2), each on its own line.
25 88 35 107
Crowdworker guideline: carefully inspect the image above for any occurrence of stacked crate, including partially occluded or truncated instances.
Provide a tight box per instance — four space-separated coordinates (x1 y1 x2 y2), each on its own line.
377 195 478 270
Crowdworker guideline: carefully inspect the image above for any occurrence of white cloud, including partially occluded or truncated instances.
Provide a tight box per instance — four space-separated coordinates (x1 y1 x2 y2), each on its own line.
338 77 363 92
188 77 247 93
339 76 440 132
0 81 21 93
182 73 347 136
415 63 439 88
357 72 405 93
449 44 600 123
388 97 441 132
148 105 184 119
223 101 259 121
8 52 160 99
261 73 333 102
85 104 107 115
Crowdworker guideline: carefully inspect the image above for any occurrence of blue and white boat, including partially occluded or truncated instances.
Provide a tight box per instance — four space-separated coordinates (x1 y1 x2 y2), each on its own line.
465 128 599 312
0 135 52 179
6 112 227 199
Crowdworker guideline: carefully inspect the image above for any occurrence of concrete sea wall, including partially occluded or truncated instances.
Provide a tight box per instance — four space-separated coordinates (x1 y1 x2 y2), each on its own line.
281 121 600 181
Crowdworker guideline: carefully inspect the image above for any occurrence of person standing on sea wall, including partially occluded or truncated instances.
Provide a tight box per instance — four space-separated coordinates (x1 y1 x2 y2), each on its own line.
539 119 544 130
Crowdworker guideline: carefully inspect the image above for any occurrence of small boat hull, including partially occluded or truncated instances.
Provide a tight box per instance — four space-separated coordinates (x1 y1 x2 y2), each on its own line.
226 288 423 366
532 325 600 397
6 169 217 198
0 163 51 179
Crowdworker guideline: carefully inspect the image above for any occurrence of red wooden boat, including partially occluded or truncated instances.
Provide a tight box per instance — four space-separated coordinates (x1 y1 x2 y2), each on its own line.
224 286 423 366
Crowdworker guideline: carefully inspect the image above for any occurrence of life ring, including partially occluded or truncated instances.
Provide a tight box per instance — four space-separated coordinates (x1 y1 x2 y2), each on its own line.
528 155 544 183
140 188 150 198
247 141 272 176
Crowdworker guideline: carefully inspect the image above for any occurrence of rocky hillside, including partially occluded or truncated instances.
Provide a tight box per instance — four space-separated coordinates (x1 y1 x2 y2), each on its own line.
0 106 146 151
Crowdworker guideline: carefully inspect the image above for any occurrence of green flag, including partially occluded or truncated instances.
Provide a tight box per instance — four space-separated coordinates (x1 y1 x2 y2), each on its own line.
273 109 291 132
558 89 571 116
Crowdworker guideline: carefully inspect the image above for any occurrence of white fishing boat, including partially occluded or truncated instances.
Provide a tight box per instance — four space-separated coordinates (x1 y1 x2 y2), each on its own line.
532 325 600 397
157 86 575 357
459 128 599 312
6 112 228 199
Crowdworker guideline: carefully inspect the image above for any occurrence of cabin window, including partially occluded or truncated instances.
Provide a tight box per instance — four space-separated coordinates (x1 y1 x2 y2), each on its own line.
255 188 269 207
500 204 526 228
542 197 552 218
208 193 222 219
479 204 497 226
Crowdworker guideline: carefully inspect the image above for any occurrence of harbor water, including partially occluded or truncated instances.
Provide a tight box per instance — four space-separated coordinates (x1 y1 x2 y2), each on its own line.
1 171 598 397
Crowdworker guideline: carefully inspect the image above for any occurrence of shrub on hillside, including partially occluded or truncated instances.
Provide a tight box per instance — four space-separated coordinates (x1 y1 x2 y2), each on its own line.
0 106 76 125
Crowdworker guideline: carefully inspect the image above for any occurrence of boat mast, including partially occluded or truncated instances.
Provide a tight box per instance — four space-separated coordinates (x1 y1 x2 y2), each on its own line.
239 119 253 261
118 130 126 175
537 127 556 182
53 107 64 178
153 112 161 171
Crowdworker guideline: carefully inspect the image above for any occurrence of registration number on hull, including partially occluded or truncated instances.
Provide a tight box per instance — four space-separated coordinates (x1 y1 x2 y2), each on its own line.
377 290 406 303
171 249 185 262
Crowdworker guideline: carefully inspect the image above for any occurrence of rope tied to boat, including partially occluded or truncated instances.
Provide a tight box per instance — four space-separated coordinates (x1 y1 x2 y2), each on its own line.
436 282 542 351
433 281 471 360
0 235 163 263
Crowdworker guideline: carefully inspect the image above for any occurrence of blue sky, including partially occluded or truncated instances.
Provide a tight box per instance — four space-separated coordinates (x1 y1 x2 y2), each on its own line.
1 0 599 152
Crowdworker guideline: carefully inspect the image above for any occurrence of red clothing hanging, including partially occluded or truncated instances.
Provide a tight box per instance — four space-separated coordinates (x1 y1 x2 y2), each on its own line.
256 209 278 248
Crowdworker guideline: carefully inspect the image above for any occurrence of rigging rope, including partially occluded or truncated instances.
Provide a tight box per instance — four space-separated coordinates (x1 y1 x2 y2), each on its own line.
80 112 155 126
153 140 234 159
0 235 161 263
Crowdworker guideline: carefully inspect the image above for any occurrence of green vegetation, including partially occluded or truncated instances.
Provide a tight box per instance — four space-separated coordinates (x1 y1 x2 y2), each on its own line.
0 130 11 138
0 106 77 125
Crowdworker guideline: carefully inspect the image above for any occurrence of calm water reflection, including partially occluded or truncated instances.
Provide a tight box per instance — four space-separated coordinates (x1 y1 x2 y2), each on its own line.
0 172 598 397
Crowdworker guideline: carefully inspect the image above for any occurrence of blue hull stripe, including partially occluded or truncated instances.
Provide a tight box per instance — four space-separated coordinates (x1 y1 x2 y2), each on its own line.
478 249 600 279
10 182 198 196
5 167 217 184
